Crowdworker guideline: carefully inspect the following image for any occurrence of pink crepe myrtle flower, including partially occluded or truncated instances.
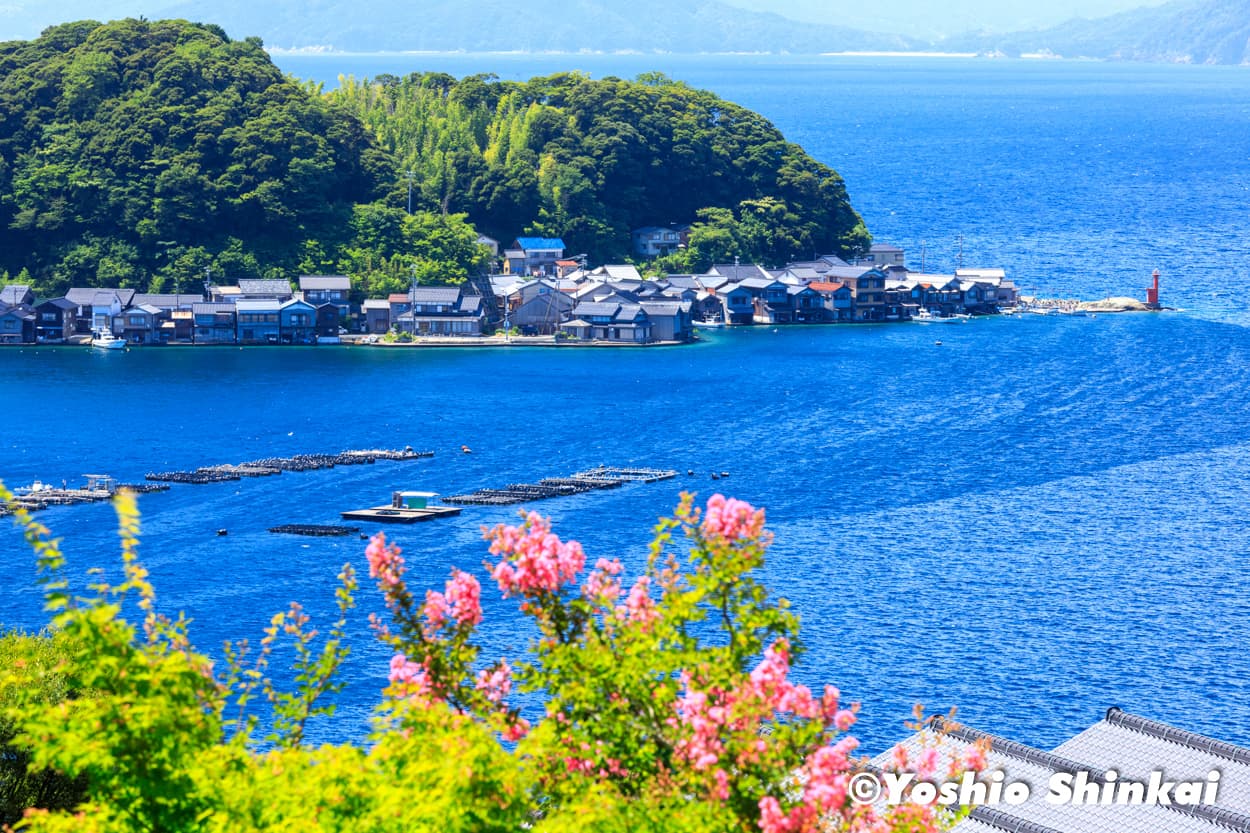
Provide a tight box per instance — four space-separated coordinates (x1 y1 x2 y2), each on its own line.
619 575 658 626
475 661 513 704
701 493 766 542
388 652 434 699
366 532 405 588
582 557 623 605
487 511 586 597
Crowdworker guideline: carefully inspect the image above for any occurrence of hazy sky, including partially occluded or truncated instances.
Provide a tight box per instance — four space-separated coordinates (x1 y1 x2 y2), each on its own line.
3 0 1175 42
722 0 1172 38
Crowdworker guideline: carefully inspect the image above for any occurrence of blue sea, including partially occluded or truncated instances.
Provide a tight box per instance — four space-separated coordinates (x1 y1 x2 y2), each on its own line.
5 56 1250 755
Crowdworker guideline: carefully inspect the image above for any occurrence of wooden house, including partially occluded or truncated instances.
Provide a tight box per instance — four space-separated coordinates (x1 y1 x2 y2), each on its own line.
808 281 854 322
35 298 76 342
279 298 318 344
0 304 35 343
192 303 237 343
299 276 352 320
564 302 652 343
235 299 281 344
362 299 391 334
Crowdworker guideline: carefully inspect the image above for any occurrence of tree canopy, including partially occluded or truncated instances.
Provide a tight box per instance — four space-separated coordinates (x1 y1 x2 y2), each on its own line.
0 18 391 295
332 70 870 269
0 20 869 297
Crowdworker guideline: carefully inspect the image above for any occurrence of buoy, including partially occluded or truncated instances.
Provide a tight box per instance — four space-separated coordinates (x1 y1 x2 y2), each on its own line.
935 340 942 346
217 529 228 536
720 471 730 478
461 445 472 454
711 473 720 480
687 469 694 476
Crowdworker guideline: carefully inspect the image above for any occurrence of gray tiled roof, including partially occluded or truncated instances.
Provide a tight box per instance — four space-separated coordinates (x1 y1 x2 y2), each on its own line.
410 286 462 305
573 302 621 318
299 275 351 290
870 713 1250 833
133 293 202 309
1 285 32 305
192 303 235 315
66 287 135 306
237 279 293 296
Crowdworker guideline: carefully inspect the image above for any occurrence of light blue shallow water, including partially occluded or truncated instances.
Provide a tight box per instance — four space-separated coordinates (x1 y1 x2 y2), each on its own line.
5 57 1250 754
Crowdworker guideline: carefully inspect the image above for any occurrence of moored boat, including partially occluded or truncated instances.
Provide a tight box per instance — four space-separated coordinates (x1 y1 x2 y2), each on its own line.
90 330 127 350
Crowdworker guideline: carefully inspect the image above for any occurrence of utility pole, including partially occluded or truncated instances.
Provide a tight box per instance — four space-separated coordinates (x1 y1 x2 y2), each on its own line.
405 170 416 215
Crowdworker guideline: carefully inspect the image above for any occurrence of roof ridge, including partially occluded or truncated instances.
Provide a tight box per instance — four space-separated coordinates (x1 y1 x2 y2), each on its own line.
930 718 1104 778
1105 709 1250 767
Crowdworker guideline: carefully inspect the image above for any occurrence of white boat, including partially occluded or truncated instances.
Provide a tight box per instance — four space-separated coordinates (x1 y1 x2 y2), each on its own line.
913 309 970 323
90 330 127 350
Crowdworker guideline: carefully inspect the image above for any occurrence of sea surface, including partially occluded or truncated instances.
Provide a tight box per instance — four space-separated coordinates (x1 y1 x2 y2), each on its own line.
5 56 1250 755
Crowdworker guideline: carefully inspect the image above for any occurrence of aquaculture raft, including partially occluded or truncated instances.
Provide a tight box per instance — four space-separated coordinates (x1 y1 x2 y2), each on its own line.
145 448 433 484
443 465 678 506
268 524 362 537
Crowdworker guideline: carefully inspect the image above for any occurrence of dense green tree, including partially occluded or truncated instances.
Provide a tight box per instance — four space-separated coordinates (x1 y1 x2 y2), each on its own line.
0 19 390 295
330 70 870 266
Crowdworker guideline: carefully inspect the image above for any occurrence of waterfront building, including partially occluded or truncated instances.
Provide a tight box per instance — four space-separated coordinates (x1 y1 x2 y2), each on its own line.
235 298 281 344
808 281 854 321
820 266 887 321
638 300 694 342
362 299 391 334
65 287 134 334
34 298 75 342
393 286 485 336
565 301 652 343
279 298 318 344
0 303 35 343
191 303 237 343
512 292 574 335
115 303 164 345
299 275 352 320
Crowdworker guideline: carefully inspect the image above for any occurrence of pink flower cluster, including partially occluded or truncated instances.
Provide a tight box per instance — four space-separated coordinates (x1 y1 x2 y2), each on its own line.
749 641 851 728
389 652 433 698
475 661 513 704
423 569 483 633
757 737 861 833
487 512 586 597
366 532 405 588
618 575 658 627
582 558 623 606
700 494 766 542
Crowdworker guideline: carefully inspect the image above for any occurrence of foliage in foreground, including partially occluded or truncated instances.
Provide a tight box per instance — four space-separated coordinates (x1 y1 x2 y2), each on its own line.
0 486 980 832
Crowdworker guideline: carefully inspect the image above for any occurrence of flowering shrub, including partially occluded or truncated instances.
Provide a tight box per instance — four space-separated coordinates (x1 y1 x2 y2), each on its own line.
1 486 977 832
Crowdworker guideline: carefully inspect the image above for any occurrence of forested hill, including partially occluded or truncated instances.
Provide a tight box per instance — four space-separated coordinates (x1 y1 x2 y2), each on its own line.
0 19 868 295
328 71 869 269
0 19 391 293
944 0 1250 64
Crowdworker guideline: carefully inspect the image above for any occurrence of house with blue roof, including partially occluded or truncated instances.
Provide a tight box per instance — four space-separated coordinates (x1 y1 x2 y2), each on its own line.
511 237 566 277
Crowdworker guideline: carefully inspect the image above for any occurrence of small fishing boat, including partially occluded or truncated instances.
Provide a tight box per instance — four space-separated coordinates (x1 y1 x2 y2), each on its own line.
90 329 126 350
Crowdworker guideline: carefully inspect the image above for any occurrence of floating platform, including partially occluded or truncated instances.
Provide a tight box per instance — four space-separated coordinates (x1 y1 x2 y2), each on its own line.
146 448 433 483
269 524 362 536
340 505 462 524
444 465 678 506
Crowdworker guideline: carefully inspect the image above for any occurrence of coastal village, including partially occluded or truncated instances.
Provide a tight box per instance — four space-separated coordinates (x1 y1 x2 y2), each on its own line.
0 235 1149 348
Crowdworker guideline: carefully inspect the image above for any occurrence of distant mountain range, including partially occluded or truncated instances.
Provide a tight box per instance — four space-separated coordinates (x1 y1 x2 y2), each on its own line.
945 0 1250 63
2 0 1248 63
0 0 919 53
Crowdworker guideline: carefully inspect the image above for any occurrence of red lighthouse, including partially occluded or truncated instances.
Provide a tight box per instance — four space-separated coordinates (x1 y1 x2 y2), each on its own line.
1146 269 1160 308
